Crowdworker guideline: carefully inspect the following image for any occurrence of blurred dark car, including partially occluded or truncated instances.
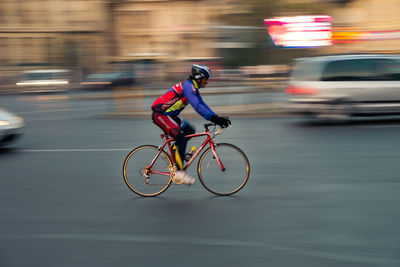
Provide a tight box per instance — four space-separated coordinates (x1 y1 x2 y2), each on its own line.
0 108 24 146
80 71 135 90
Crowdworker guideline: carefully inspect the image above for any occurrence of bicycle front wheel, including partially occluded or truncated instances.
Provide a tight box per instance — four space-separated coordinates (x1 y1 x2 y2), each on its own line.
123 145 173 197
197 143 250 196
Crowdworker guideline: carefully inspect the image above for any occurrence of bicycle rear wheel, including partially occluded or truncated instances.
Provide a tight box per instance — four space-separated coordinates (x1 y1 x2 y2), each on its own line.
123 145 173 197
197 143 250 196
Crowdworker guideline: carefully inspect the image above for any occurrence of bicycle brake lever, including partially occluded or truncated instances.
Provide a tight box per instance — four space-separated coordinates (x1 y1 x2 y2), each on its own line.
214 127 225 136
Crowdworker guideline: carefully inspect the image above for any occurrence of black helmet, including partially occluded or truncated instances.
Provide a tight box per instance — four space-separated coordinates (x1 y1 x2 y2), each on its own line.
191 64 212 80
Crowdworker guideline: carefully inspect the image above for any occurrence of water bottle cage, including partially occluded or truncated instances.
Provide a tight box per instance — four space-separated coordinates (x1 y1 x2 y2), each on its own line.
184 152 193 162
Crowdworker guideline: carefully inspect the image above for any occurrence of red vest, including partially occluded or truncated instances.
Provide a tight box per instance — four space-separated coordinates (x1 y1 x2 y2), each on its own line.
151 82 188 113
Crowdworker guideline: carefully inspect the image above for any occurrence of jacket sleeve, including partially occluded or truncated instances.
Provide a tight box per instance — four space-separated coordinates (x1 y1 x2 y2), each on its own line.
182 81 216 120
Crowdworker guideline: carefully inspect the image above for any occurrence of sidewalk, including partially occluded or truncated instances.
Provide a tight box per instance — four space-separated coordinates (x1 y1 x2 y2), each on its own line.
96 81 289 118
14 80 290 118
102 102 288 119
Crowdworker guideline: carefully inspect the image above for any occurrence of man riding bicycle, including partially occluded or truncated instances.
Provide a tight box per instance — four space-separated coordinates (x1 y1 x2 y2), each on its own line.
151 64 231 185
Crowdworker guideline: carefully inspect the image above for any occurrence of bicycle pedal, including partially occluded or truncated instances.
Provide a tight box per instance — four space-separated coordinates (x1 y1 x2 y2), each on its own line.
169 166 184 184
172 178 185 185
172 174 185 185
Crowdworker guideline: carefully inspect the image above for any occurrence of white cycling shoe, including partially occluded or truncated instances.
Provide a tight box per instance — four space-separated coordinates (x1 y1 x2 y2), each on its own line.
174 171 196 186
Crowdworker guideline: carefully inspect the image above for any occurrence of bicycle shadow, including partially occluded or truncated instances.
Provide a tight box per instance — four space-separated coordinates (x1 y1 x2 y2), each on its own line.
0 147 21 156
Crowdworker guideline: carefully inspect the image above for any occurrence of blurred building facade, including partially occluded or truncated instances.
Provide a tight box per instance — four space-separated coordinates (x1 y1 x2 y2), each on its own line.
0 1 235 68
111 0 233 82
328 0 400 53
1 0 400 79
0 0 109 71
112 0 223 60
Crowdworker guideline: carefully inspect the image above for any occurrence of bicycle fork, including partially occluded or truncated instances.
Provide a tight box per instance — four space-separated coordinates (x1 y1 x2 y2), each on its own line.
210 144 226 172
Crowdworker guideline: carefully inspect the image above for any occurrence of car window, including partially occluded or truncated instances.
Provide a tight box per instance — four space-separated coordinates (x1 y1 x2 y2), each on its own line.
26 72 55 80
321 58 400 81
291 60 321 81
24 71 69 80
374 59 400 80
321 59 378 81
87 73 120 80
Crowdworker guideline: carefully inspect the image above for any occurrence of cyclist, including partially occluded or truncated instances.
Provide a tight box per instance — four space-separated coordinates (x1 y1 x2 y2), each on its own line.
151 64 231 185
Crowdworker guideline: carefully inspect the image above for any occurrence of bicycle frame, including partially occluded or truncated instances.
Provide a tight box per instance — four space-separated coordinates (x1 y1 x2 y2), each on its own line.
148 128 225 177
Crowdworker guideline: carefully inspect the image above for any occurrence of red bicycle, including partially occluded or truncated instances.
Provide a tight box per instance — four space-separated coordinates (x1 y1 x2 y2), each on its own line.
123 123 250 197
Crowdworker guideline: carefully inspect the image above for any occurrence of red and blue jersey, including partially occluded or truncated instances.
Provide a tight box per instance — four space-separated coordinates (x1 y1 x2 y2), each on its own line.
151 80 216 120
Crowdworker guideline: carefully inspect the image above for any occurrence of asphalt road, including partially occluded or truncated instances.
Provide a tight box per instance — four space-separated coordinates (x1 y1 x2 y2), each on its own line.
1 93 400 266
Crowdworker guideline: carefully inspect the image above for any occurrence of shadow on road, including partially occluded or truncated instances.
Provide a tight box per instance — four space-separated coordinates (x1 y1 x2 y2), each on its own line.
293 117 400 127
0 147 18 154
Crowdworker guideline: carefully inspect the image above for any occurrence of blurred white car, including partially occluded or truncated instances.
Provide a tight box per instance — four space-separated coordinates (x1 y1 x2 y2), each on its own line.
16 69 70 93
286 54 400 119
0 108 24 146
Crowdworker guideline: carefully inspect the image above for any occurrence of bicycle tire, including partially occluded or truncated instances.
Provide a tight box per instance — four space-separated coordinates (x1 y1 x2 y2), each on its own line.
123 145 173 197
197 143 250 196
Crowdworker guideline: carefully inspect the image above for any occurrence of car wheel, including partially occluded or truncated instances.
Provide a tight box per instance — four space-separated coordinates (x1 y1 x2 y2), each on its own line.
318 99 353 121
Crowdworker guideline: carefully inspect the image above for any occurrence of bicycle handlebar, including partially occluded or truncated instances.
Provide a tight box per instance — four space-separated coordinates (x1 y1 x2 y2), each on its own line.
204 122 225 137
204 122 215 130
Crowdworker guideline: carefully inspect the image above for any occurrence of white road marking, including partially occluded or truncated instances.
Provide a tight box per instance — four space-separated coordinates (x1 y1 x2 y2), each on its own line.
18 106 107 114
20 148 131 152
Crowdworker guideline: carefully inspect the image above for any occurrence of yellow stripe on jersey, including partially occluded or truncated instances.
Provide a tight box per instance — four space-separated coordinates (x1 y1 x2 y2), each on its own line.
166 100 185 112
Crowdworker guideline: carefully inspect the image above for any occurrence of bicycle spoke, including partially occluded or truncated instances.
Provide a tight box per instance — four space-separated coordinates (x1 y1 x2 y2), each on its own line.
198 143 250 196
123 145 172 197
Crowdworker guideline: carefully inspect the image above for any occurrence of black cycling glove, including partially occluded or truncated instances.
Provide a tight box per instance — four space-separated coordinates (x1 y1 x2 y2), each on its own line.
210 115 231 128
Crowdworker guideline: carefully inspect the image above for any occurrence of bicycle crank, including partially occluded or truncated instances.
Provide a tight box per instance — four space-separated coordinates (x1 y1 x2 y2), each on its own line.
169 166 184 185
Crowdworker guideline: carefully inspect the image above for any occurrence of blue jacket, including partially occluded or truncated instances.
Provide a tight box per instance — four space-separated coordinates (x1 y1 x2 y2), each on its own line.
151 80 216 120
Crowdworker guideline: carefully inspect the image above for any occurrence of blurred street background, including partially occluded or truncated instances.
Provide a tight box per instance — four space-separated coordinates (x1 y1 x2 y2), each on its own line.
1 0 400 96
2 0 400 266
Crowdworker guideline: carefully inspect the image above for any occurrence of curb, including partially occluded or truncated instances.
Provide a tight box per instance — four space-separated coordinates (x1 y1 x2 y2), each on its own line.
12 82 290 118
